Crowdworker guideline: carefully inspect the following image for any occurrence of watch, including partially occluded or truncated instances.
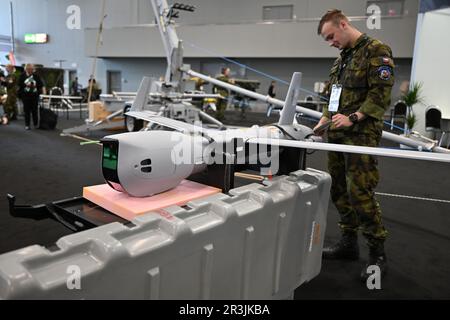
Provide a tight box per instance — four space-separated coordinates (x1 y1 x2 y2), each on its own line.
348 113 359 124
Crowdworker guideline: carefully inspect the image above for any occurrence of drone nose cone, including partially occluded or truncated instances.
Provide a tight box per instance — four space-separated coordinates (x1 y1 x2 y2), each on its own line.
102 130 208 197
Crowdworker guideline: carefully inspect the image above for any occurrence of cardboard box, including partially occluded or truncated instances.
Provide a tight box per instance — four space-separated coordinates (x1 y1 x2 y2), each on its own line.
88 101 110 121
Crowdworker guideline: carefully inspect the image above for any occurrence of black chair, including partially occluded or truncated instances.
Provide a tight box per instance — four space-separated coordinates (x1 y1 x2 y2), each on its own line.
439 117 450 148
46 87 63 114
303 95 318 110
425 106 441 141
389 100 407 130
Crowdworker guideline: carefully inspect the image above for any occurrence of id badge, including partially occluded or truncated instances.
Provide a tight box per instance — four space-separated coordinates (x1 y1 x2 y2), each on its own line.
328 84 342 112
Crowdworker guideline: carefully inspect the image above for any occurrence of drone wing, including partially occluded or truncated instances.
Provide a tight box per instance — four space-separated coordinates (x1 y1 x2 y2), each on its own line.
130 77 152 112
247 138 450 163
125 111 202 134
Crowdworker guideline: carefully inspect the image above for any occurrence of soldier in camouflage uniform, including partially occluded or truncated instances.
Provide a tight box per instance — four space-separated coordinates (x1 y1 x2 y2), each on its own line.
1 64 18 121
213 67 234 121
314 10 394 281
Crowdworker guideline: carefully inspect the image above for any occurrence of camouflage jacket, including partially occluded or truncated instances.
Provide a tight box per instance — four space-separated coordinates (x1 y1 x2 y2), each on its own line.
214 75 231 97
5 74 18 102
322 34 395 138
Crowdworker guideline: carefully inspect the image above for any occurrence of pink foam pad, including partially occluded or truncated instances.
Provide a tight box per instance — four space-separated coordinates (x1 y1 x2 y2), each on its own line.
83 180 221 221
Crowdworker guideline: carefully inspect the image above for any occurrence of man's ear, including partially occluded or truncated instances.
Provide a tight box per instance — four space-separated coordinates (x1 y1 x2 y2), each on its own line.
340 20 347 30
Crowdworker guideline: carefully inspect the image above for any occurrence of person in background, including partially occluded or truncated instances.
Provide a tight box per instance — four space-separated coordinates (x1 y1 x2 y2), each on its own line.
213 67 234 121
18 64 45 130
266 81 276 117
0 74 8 124
0 68 6 123
71 77 80 96
1 64 19 122
87 76 101 101
268 80 276 99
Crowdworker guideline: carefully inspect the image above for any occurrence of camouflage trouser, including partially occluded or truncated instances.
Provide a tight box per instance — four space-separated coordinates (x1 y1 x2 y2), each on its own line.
216 99 227 121
328 134 387 249
3 99 17 119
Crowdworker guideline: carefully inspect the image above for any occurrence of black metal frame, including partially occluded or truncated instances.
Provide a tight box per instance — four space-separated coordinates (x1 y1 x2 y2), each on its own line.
7 194 128 232
7 141 306 232
189 139 306 193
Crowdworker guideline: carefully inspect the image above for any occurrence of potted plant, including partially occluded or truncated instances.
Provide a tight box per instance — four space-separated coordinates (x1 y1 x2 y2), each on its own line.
401 82 424 135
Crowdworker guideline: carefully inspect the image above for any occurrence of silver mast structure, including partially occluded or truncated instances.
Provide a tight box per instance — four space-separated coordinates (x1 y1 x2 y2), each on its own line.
151 0 449 155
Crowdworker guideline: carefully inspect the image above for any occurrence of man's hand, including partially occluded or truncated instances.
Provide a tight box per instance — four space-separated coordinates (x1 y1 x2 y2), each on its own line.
313 117 330 136
332 113 353 128
332 111 366 128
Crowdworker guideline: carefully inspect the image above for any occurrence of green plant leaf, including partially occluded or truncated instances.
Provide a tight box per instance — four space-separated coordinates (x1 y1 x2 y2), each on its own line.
406 111 417 130
401 82 424 107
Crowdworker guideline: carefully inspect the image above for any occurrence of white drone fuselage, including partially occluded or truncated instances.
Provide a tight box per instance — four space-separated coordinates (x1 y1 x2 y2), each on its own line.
101 123 312 197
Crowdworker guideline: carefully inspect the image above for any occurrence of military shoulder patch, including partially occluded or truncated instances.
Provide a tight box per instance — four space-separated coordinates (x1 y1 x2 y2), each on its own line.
377 66 392 80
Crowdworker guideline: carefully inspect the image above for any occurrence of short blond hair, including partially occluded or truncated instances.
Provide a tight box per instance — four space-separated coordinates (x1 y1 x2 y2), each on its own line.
317 9 349 35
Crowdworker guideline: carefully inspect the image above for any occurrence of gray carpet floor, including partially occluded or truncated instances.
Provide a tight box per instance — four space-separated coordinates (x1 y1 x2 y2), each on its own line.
0 110 449 299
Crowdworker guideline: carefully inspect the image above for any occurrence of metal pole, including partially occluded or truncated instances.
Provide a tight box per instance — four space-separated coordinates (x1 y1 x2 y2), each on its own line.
88 0 107 104
186 69 321 118
186 69 450 154
10 1 15 53
198 110 224 128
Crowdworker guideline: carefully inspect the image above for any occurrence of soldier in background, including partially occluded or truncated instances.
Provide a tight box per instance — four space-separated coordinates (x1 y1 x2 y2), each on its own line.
313 9 395 281
1 64 19 121
0 67 5 116
213 67 234 121
266 80 276 117
0 69 7 124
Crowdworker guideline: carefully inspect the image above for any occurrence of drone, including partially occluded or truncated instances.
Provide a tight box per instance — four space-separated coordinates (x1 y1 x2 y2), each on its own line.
101 71 450 197
89 0 450 197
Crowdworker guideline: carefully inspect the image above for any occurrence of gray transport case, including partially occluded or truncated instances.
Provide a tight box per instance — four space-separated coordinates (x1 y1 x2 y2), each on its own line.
0 169 330 299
